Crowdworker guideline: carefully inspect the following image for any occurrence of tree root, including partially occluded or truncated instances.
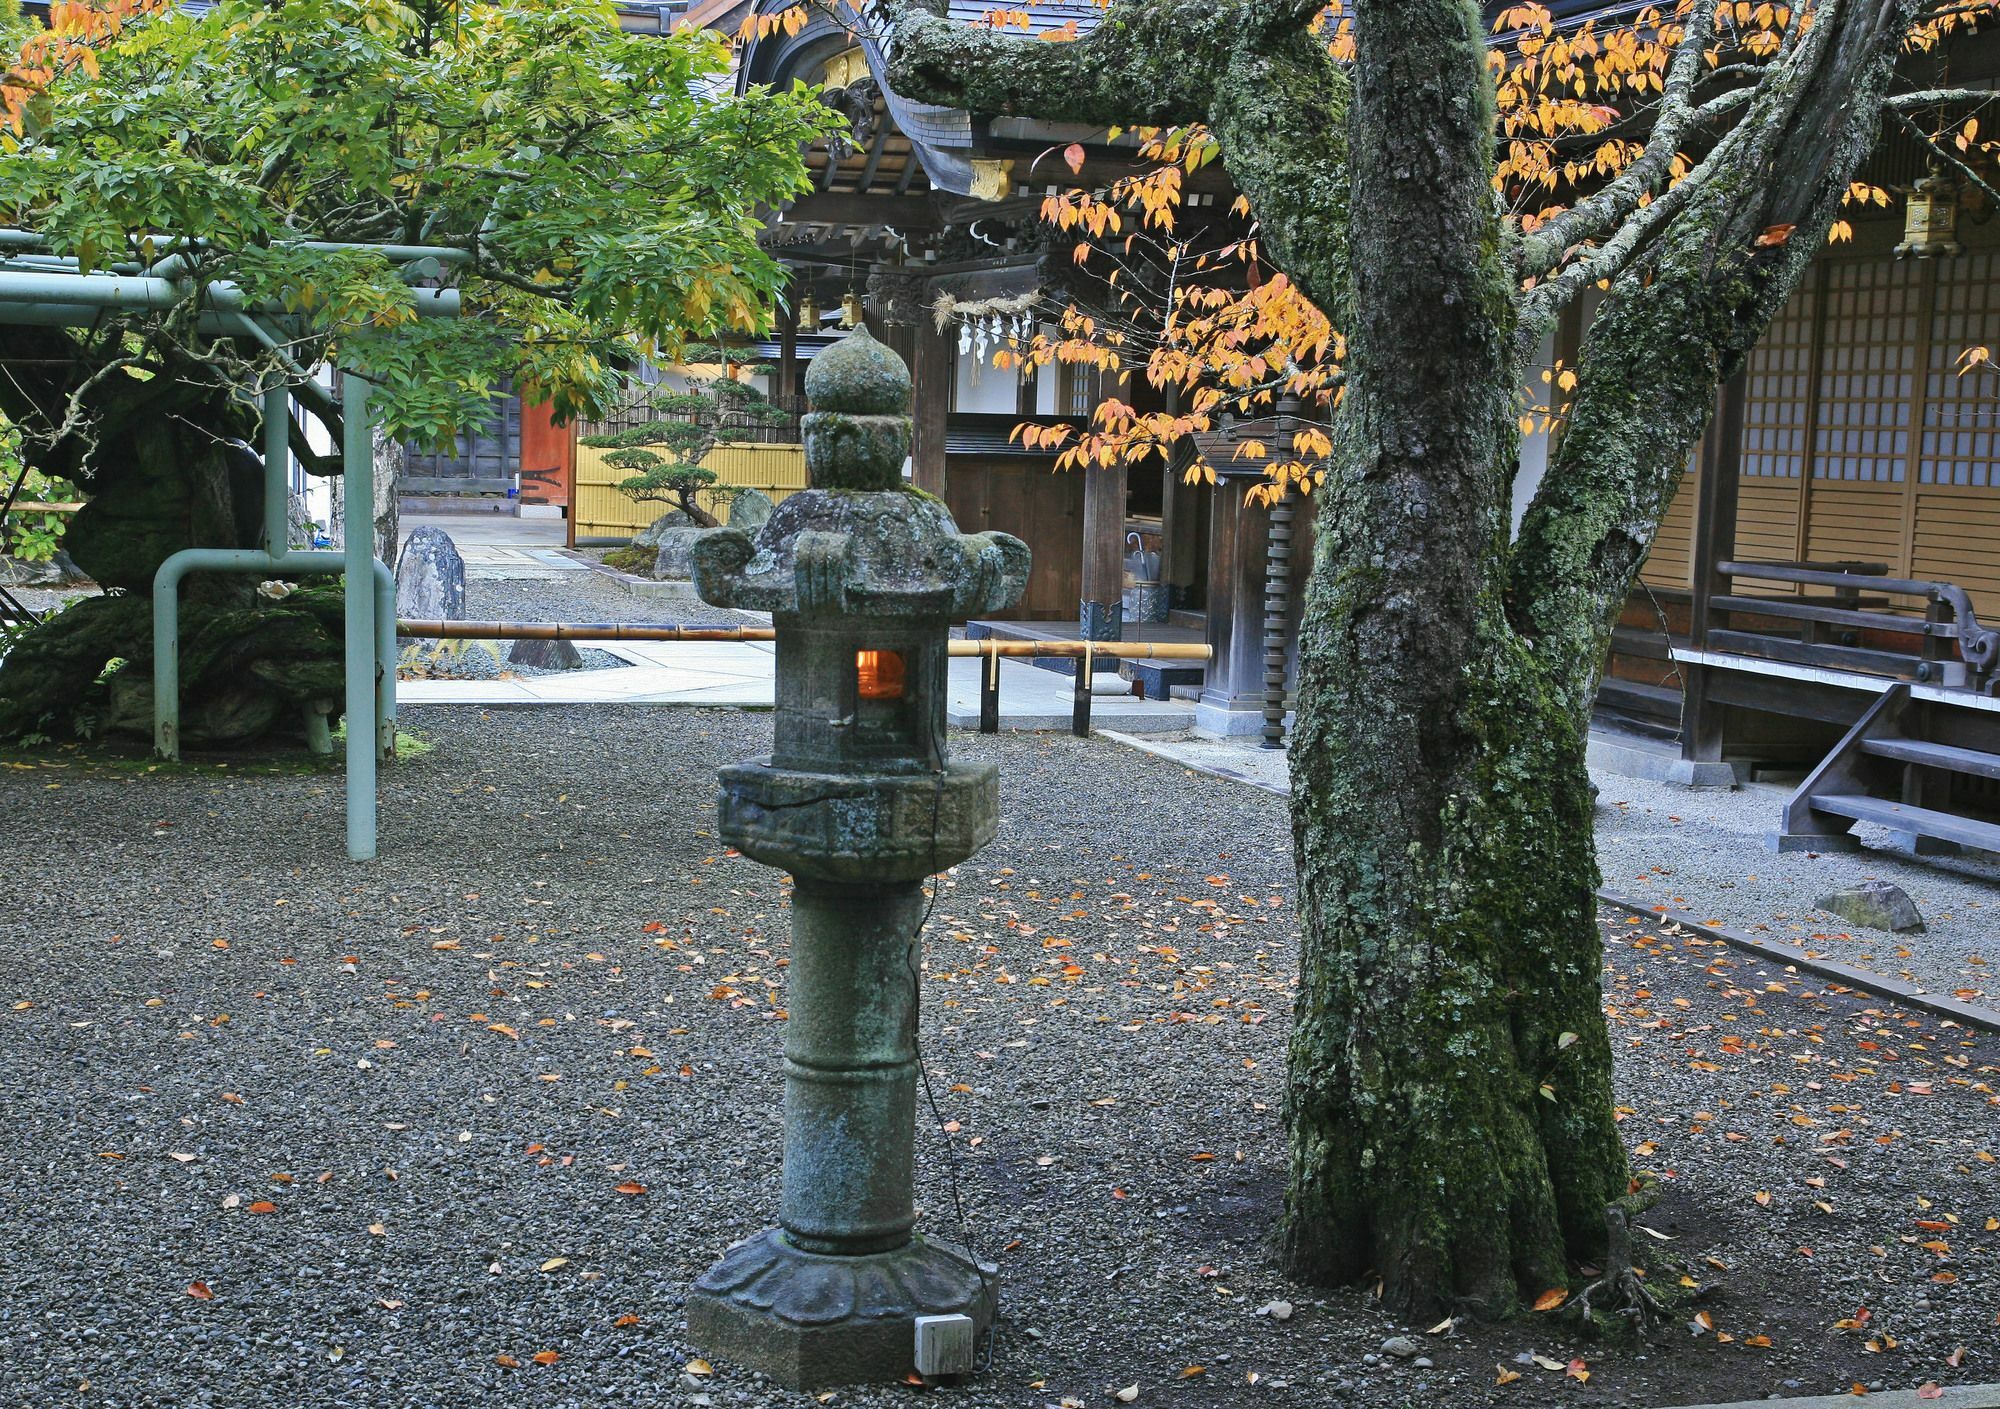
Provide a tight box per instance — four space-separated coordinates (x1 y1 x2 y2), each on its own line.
1570 1207 1667 1335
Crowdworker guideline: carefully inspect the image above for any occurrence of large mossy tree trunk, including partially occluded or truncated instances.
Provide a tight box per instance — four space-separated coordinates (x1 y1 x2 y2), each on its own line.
1278 0 1628 1311
0 328 349 749
885 0 1924 1316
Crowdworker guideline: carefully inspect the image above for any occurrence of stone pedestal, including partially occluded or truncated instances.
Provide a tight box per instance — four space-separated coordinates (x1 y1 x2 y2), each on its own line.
687 327 1027 1389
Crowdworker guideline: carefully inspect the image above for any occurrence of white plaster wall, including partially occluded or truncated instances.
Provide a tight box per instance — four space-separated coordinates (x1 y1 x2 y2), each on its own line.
952 343 1020 414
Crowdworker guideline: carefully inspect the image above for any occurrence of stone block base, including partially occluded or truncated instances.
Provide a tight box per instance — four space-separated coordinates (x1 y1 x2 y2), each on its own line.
1766 830 1862 853
689 1230 997 1390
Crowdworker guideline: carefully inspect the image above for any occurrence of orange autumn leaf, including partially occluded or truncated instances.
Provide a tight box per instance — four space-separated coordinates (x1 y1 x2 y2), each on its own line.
614 1180 647 1196
1532 1287 1568 1311
185 1281 213 1300
246 1201 277 1215
530 1350 560 1366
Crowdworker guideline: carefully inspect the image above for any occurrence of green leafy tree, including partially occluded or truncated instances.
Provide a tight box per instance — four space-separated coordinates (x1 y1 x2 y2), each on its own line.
0 0 841 746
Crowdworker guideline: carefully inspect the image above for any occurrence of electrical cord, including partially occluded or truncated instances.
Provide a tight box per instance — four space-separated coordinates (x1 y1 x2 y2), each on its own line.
905 762 1000 1377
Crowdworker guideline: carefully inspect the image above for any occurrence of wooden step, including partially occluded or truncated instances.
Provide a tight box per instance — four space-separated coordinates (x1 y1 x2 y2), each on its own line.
1597 676 1681 719
1860 736 2000 781
1808 793 2000 853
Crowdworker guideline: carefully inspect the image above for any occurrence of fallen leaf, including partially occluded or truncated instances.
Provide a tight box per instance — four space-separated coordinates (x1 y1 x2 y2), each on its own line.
1114 1387 1139 1404
1495 1366 1521 1385
1917 1387 1944 1401
185 1281 213 1300
614 1181 647 1196
540 1258 569 1272
613 1314 642 1328
246 1201 277 1215
685 1358 713 1376
495 1354 521 1369
530 1350 559 1366
168 1152 197 1164
1532 1287 1569 1312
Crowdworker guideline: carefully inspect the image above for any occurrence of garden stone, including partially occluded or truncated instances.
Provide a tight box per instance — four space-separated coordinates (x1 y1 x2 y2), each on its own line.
1381 1336 1420 1359
634 510 692 550
651 528 708 580
506 637 584 672
1815 879 1924 934
394 527 465 628
727 488 774 533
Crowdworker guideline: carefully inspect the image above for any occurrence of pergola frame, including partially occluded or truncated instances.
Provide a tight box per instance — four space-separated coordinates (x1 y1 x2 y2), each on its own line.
0 231 465 860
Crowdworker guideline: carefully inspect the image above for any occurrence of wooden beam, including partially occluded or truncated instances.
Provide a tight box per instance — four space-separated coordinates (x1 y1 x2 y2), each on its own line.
856 123 891 194
910 315 951 496
778 193 941 230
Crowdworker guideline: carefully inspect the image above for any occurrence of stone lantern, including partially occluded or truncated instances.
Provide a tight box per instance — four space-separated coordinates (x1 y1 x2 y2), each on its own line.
686 327 1029 1389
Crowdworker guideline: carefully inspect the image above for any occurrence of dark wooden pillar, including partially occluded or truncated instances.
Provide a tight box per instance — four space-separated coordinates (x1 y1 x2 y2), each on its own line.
910 316 951 497
777 284 799 406
1678 369 1747 778
1080 463 1126 640
1196 475 1268 734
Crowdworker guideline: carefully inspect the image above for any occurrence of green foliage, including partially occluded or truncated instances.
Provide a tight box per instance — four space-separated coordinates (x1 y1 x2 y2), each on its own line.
0 0 845 445
2 453 79 565
608 449 731 528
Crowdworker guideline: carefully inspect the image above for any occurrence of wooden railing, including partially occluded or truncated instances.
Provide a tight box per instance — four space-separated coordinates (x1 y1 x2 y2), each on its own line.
1710 560 1999 692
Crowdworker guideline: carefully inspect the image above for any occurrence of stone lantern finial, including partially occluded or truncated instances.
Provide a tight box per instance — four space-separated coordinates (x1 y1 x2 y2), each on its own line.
800 326 914 492
685 330 1029 1389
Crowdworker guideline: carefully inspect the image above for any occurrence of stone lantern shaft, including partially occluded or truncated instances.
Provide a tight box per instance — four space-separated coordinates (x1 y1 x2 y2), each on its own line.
684 328 1029 1390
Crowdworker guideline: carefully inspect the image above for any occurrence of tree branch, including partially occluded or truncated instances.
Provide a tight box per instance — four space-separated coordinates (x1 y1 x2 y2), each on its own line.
877 0 1216 128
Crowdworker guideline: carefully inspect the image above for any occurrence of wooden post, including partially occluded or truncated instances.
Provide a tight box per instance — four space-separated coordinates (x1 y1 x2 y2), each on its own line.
910 316 950 497
1681 369 1747 771
777 284 799 406
1079 462 1126 641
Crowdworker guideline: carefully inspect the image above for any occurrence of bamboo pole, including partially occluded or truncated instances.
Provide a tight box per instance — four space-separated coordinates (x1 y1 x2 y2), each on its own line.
395 619 1212 661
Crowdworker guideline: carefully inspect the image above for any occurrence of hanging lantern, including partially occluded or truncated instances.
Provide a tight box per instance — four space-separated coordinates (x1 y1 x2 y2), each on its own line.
839 290 864 328
1896 168 1961 259
797 293 822 327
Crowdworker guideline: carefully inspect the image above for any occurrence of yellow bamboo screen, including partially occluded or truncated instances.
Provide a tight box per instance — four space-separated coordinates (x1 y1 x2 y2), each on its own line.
571 441 808 540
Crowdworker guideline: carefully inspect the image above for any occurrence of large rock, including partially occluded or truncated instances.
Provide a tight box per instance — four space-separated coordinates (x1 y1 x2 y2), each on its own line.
1815 879 1925 934
634 510 693 550
507 637 584 672
652 527 708 580
395 526 466 626
727 488 774 533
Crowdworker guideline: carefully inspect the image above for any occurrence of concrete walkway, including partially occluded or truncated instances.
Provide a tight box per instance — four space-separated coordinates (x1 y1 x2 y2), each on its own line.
400 640 1195 732
399 513 584 581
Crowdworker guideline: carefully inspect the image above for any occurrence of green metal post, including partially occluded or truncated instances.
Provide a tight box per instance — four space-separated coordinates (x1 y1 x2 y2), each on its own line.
263 383 290 554
342 371 378 861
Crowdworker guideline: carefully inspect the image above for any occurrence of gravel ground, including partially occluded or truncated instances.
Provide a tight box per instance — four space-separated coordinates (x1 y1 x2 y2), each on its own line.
1592 769 1998 1005
464 572 757 631
1 707 1995 1408
1107 731 1997 1007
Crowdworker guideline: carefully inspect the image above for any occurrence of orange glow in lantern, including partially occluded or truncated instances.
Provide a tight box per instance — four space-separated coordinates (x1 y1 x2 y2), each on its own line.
856 649 905 700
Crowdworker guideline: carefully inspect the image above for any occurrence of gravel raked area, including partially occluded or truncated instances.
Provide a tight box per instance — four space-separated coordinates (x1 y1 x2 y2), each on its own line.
464 570 762 632
1 706 1995 1408
1593 769 1998 1008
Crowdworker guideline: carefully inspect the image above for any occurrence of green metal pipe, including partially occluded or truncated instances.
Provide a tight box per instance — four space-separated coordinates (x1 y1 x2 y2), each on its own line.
151 551 394 759
341 371 378 862
0 269 460 319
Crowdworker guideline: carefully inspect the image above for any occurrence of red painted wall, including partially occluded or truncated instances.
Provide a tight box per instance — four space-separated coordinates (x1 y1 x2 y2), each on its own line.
519 399 573 508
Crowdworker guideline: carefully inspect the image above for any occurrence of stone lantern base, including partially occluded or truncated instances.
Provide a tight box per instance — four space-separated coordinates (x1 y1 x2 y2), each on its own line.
688 1230 998 1389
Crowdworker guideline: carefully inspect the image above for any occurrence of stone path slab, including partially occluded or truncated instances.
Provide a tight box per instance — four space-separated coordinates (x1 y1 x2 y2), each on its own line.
398 641 1194 732
1660 1388 2000 1409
